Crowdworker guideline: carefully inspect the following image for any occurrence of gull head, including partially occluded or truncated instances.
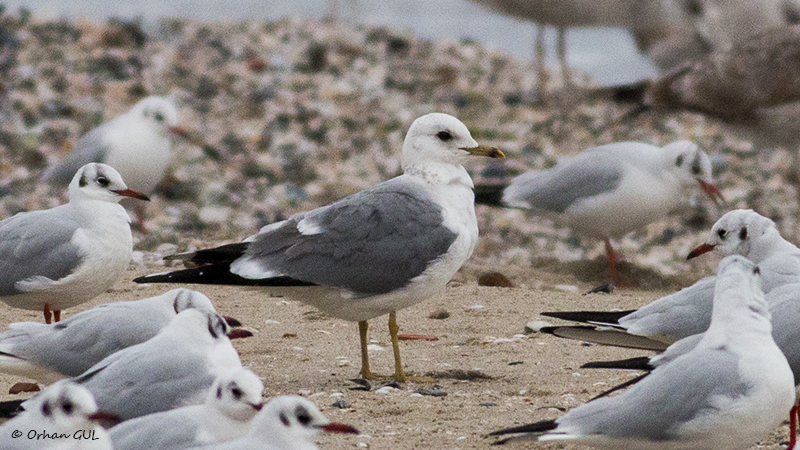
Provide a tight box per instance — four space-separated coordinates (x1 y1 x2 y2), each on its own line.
250 395 358 443
687 209 776 259
130 96 185 138
169 288 217 315
401 113 503 174
69 163 150 203
662 141 723 204
29 381 116 429
209 367 265 421
167 309 232 344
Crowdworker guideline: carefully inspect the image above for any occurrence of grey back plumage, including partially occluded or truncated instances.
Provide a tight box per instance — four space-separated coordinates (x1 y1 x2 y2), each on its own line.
0 207 83 296
503 150 623 212
239 177 458 295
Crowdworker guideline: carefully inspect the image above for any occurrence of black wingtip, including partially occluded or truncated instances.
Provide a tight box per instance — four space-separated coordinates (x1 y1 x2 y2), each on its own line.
474 183 507 206
133 264 317 287
490 419 557 437
539 309 636 325
0 399 24 419
581 356 653 371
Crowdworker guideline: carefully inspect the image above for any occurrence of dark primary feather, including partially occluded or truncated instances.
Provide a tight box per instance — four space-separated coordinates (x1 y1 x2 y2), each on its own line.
539 309 636 325
539 326 670 351
133 264 315 286
581 356 654 371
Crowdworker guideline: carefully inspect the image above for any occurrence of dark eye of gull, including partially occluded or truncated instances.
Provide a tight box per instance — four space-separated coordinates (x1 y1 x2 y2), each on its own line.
61 399 75 415
717 228 726 239
436 131 453 141
231 386 244 400
296 406 312 426
739 228 748 240
154 112 164 122
96 177 110 187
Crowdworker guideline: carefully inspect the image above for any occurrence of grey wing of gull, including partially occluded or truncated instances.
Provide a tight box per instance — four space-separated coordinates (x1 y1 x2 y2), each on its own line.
237 177 458 295
75 343 214 420
109 406 202 450
765 284 800 381
619 276 716 341
502 151 623 212
0 301 171 377
558 348 750 440
0 208 83 296
43 127 111 185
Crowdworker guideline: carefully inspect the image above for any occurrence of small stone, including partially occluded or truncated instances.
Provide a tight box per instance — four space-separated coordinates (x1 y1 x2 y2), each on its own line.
428 309 450 320
524 320 553 333
367 344 384 352
555 284 580 293
375 386 397 395
478 272 514 287
414 388 447 397
479 402 497 407
331 399 349 409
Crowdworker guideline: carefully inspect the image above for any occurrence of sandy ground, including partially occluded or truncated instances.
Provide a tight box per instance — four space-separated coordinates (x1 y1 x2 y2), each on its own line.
0 256 790 450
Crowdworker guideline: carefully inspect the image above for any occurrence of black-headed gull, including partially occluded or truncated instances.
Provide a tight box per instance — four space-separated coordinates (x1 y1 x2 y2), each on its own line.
491 255 796 449
62 309 242 420
0 380 117 450
541 209 800 348
0 163 148 323
501 140 722 286
109 367 264 450
43 96 185 195
584 281 800 448
0 288 247 383
183 395 358 450
134 112 505 382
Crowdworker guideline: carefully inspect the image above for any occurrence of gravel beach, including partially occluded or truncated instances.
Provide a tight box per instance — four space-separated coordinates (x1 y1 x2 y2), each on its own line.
0 10 797 449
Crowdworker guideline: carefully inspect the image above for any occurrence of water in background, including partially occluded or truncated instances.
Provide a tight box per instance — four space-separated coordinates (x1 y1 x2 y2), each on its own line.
0 0 657 85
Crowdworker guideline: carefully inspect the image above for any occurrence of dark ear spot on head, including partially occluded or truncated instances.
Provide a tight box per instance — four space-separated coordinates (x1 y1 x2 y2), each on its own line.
216 386 223 399
79 174 87 187
739 228 748 241
675 154 684 167
207 316 219 339
41 400 52 417
279 412 290 427
173 297 180 314
754 267 761 275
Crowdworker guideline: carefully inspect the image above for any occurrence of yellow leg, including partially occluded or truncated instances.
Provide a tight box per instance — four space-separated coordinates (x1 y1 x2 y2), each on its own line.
389 311 407 382
358 320 375 380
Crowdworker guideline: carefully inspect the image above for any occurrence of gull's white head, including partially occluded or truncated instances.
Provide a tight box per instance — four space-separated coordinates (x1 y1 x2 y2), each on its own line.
25 381 115 431
68 163 150 204
208 368 264 422
247 396 358 447
130 96 179 130
168 289 217 315
661 141 723 203
688 209 777 260
401 113 504 176
166 309 232 343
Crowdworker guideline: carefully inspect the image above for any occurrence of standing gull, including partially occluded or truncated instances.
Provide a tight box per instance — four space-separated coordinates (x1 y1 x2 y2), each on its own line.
0 288 247 383
499 140 722 286
183 395 358 450
491 255 796 449
0 163 148 323
539 209 800 348
135 112 504 382
109 367 264 450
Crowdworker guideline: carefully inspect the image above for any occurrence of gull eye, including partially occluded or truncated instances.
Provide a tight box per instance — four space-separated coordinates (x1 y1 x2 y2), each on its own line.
739 228 748 240
96 177 110 187
231 387 244 400
717 228 727 239
296 406 312 426
61 400 74 415
154 112 164 122
436 131 453 141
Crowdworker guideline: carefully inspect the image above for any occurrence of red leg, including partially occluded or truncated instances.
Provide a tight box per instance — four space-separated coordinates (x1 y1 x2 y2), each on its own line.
43 304 52 325
790 403 798 450
53 310 61 322
604 239 622 286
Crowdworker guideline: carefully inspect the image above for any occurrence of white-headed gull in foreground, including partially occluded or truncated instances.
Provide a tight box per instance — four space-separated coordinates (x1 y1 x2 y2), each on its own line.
43 96 185 195
501 140 722 286
0 380 116 450
109 367 264 450
183 395 358 450
27 309 243 421
583 281 800 448
134 112 505 382
491 255 796 449
540 209 800 348
0 288 248 383
0 163 149 323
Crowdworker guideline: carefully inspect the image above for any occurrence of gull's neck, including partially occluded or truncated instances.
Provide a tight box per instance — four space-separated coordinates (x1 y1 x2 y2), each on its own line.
402 161 473 188
748 227 800 263
702 275 772 347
